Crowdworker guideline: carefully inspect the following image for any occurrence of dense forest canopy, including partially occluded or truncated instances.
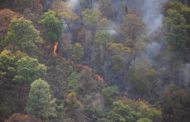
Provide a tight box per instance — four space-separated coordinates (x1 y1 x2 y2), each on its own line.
0 0 190 122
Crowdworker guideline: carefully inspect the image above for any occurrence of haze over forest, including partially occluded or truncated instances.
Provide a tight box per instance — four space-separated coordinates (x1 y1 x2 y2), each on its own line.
0 0 190 122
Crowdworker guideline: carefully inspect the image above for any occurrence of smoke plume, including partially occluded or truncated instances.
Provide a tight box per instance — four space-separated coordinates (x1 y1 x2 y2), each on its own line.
66 0 80 10
142 0 168 34
126 0 168 34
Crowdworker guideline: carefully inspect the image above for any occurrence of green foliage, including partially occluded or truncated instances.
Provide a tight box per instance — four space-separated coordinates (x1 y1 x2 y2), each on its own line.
82 9 101 28
108 43 131 54
26 79 56 119
164 1 190 53
95 31 111 47
0 50 16 82
14 50 28 59
165 1 190 22
108 98 161 122
38 10 63 42
136 118 152 122
63 91 85 121
56 100 65 121
79 70 101 91
13 56 46 84
136 101 161 120
91 31 113 70
110 55 126 74
164 9 189 52
102 85 119 105
0 49 46 84
109 100 140 122
106 42 131 77
71 43 84 62
65 91 84 116
127 58 157 95
67 71 82 91
102 85 119 97
5 17 43 55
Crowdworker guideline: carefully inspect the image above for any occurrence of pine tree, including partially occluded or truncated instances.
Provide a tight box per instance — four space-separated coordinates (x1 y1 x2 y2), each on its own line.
26 79 56 119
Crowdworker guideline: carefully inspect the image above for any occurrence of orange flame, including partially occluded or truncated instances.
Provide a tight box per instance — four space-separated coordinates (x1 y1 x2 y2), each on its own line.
53 41 58 56
95 75 104 82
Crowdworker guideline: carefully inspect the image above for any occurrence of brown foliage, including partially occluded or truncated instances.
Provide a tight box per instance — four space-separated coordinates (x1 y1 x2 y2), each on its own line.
0 9 20 39
162 85 190 122
0 0 43 13
51 1 79 20
0 84 30 121
120 11 145 41
74 63 106 86
5 113 42 122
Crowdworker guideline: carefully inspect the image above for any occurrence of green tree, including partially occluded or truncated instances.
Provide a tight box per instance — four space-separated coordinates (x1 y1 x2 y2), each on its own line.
5 17 43 55
165 1 190 22
108 100 140 122
0 50 16 82
110 55 126 75
108 98 161 122
38 10 63 42
71 43 84 62
164 9 189 52
127 58 157 97
82 9 101 29
106 42 131 79
102 85 119 105
13 56 46 84
65 91 84 120
163 1 190 54
95 31 111 47
26 79 56 119
92 31 112 70
67 71 82 91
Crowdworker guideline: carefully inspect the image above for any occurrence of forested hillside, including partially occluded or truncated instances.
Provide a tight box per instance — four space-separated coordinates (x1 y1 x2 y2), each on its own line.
0 0 190 122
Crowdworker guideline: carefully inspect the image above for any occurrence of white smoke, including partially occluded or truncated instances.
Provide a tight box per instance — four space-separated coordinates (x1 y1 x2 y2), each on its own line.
126 0 168 34
142 0 168 34
145 42 161 57
107 22 118 35
67 0 80 10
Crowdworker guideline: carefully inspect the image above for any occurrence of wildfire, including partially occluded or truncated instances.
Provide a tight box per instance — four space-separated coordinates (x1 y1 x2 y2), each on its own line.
53 41 58 56
95 75 104 82
75 63 106 84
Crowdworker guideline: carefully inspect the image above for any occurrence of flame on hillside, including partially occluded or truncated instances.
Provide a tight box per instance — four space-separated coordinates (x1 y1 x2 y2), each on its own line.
53 41 58 56
75 64 106 84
